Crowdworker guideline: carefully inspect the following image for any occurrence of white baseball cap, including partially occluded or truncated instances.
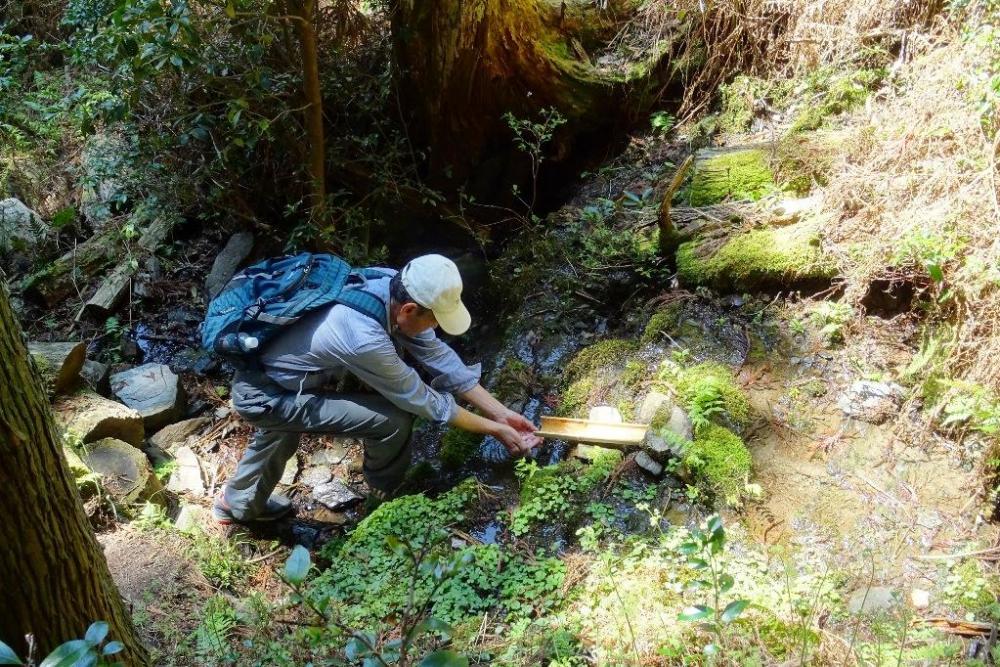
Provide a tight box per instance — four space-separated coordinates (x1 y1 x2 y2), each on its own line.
400 254 472 335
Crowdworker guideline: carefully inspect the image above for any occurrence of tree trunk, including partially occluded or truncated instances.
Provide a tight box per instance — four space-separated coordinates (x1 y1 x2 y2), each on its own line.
288 0 327 223
391 0 675 200
0 282 147 664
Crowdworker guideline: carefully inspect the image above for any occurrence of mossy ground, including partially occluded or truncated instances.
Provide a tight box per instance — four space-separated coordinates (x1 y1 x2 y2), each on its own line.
640 303 682 346
685 149 775 207
683 424 752 506
676 224 837 291
671 361 751 429
439 428 484 469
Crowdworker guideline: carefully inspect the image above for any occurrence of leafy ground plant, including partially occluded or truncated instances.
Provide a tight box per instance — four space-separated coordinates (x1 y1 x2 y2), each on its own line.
0 621 124 666
677 515 750 658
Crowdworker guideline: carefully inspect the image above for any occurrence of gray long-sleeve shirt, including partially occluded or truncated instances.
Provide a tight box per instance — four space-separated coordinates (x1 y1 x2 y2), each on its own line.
259 269 480 424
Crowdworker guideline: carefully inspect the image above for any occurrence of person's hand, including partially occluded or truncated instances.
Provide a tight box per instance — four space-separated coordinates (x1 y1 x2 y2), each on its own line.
495 408 542 450
493 423 531 456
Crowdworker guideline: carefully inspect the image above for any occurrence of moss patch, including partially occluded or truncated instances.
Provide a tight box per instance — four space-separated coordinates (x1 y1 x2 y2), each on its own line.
684 424 752 506
676 224 837 291
640 304 682 346
558 376 596 417
440 429 484 469
686 149 775 207
491 357 535 404
564 339 638 382
673 362 751 428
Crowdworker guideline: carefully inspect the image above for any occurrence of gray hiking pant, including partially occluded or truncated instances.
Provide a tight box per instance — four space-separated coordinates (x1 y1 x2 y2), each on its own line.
223 369 413 521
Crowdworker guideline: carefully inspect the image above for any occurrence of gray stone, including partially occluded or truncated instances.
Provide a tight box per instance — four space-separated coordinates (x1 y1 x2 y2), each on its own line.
54 391 144 446
111 363 186 431
81 359 111 396
82 437 162 505
0 198 47 254
205 232 255 299
28 341 86 395
168 446 205 496
637 391 673 424
149 417 209 451
665 406 694 441
847 586 900 615
635 451 664 477
279 454 299 486
174 503 209 533
838 381 905 424
301 466 333 487
214 406 232 421
313 479 362 510
308 444 349 467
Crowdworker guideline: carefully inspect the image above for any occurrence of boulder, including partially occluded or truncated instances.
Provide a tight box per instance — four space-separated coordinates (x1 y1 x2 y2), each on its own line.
301 466 332 487
205 232 254 299
838 381 905 425
313 479 362 510
637 391 673 424
280 454 300 486
308 443 349 467
54 391 144 446
665 406 694 442
81 438 162 506
80 359 111 396
847 586 900 615
28 341 86 395
148 417 209 451
167 446 206 495
635 451 664 477
111 363 186 431
0 197 47 254
174 503 209 533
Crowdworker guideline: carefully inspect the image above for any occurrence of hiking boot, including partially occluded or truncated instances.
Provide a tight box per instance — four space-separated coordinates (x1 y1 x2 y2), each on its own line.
213 494 294 525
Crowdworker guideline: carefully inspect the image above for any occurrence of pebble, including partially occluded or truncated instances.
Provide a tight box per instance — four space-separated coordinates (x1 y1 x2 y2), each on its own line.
313 479 363 510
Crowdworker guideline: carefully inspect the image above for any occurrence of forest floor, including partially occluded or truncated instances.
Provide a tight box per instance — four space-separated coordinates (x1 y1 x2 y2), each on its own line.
19 15 1000 666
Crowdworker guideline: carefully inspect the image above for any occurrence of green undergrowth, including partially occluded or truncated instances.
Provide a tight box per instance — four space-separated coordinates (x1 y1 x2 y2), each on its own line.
511 452 622 537
676 222 837 291
439 428 484 469
660 360 751 430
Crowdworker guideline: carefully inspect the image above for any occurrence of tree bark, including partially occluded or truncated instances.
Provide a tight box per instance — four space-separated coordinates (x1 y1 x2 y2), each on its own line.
391 0 675 199
288 0 327 223
0 281 147 664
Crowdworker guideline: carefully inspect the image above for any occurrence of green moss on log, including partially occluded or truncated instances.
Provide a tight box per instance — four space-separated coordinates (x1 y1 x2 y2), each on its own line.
686 149 774 207
676 225 837 291
684 424 752 506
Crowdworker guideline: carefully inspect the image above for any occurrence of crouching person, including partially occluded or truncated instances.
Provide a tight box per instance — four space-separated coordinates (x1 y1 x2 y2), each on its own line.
213 254 541 524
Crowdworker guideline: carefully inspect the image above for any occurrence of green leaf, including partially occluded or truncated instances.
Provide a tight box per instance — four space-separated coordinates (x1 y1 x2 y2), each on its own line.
719 573 734 593
344 636 372 660
84 622 108 646
0 640 22 665
419 650 469 667
284 545 311 585
721 599 749 623
39 640 92 667
678 605 712 622
927 263 944 283
101 642 123 656
413 617 453 640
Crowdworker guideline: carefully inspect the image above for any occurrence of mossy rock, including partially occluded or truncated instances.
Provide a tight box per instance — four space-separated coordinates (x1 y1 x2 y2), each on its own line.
558 376 596 417
640 304 682 346
439 428 484 469
683 424 752 506
564 339 637 382
676 223 837 291
491 357 534 404
686 149 775 207
673 362 751 429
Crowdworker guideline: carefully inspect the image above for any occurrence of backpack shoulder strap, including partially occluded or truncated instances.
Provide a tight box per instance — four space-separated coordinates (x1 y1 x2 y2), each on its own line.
336 267 391 330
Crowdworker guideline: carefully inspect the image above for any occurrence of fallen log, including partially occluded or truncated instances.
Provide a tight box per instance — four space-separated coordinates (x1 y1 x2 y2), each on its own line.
28 341 86 396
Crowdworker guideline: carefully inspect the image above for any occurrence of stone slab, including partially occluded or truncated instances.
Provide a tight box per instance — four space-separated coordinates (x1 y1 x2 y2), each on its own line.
111 363 186 432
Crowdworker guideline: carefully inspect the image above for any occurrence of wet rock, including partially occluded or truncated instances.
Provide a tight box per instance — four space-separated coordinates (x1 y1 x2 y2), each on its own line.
570 443 620 462
313 479 363 510
54 391 144 446
168 446 205 495
0 197 47 254
28 341 86 395
111 363 187 431
308 444 348 467
665 406 694 442
81 359 111 396
635 451 664 477
174 503 209 533
310 508 349 525
838 381 905 424
171 347 219 376
205 232 255 299
301 466 333 487
637 390 673 424
82 437 163 506
148 417 209 452
847 586 900 615
280 454 299 486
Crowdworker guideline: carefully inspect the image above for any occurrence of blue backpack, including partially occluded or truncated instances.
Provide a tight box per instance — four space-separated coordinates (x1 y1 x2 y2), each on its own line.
201 252 389 367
